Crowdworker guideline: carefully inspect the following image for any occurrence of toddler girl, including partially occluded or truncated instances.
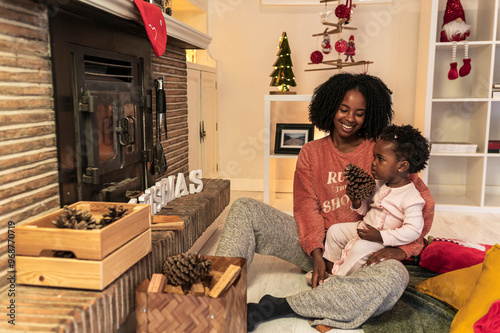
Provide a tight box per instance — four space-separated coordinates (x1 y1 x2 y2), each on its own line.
322 124 431 276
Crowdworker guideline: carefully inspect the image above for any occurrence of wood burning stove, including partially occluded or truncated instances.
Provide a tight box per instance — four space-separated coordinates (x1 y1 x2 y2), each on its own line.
50 7 154 205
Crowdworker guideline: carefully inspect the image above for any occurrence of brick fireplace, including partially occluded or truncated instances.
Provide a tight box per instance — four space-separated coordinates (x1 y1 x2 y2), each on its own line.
0 0 211 288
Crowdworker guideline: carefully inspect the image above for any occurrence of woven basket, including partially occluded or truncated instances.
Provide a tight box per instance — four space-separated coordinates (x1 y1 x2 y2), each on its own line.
136 256 247 333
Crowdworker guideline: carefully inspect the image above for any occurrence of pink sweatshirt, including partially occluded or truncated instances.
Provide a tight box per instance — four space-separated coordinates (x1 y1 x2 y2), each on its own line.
293 135 434 258
357 180 425 246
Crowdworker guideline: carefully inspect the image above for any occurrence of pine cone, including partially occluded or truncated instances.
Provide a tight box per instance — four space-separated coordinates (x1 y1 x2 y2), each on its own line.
162 253 213 291
344 163 376 201
52 206 98 229
99 205 128 228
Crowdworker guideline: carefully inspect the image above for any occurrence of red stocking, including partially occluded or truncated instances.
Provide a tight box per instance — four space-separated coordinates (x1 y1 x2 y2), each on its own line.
459 42 471 77
448 62 459 80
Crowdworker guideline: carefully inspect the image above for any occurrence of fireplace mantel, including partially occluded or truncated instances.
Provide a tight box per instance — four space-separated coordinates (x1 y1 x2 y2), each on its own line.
77 0 212 49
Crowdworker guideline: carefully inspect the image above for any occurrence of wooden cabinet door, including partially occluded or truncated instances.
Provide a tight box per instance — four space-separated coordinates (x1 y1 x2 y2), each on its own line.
187 67 219 178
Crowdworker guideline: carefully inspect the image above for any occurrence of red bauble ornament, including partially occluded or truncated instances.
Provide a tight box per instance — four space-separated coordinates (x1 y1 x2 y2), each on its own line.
310 50 323 64
335 0 352 23
335 5 350 19
335 39 347 53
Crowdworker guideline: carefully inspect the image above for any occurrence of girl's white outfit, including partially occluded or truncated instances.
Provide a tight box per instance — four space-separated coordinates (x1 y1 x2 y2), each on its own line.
323 180 425 276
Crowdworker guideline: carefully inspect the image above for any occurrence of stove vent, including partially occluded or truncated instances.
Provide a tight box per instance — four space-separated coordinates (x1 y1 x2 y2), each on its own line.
84 55 133 83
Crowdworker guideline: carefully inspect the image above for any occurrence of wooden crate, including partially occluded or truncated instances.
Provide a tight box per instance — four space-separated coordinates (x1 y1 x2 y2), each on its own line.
16 201 150 260
136 256 247 333
17 229 151 290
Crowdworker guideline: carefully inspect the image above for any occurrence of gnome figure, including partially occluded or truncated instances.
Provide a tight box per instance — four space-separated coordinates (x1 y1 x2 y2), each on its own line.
322 29 332 54
440 0 471 80
344 35 355 62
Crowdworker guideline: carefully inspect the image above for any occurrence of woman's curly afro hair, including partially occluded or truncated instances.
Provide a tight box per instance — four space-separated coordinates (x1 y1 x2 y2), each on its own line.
308 73 393 140
379 124 430 174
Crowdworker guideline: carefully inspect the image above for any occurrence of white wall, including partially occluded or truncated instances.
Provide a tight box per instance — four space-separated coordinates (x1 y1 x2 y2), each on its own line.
208 0 421 191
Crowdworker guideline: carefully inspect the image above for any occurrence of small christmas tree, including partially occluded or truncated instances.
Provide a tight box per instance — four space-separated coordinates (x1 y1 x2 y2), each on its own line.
270 32 297 93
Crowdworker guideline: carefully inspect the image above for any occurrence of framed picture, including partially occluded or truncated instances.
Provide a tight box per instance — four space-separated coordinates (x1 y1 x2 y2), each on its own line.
261 0 392 5
274 123 314 155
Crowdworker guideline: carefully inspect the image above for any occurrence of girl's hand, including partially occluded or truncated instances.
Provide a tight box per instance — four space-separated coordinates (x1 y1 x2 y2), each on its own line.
357 223 382 242
366 247 407 266
311 248 326 288
350 198 362 209
345 190 361 209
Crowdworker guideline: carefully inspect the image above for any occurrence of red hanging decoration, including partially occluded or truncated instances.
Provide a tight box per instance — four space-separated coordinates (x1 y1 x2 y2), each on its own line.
310 51 323 64
335 39 347 53
335 0 352 23
321 28 332 54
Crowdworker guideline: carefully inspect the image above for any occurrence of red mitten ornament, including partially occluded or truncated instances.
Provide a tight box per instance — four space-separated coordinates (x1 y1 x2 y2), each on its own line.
133 0 167 57
310 51 323 64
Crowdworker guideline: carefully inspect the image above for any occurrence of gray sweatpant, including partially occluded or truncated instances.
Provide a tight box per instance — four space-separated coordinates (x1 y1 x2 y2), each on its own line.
215 197 313 271
215 197 408 329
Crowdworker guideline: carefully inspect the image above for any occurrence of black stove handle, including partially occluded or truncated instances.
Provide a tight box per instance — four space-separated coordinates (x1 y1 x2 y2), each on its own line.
155 78 167 135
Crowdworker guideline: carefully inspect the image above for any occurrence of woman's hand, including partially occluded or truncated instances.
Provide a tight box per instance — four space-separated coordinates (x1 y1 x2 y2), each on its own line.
311 248 326 288
366 247 407 266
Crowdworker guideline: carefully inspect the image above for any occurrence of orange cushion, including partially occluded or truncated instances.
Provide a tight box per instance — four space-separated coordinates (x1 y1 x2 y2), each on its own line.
415 262 482 310
450 244 500 332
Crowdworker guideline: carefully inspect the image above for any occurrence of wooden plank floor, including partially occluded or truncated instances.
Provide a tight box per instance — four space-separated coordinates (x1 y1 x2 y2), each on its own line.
198 191 500 333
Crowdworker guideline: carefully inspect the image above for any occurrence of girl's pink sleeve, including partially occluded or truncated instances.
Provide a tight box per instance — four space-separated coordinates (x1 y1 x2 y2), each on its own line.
398 174 435 257
293 148 327 257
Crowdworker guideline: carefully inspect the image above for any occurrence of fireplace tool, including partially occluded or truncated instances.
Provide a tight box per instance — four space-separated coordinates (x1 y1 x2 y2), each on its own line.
153 78 168 175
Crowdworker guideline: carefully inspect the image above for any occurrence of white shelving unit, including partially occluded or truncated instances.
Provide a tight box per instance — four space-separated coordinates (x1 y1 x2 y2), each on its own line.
264 94 313 212
415 0 500 212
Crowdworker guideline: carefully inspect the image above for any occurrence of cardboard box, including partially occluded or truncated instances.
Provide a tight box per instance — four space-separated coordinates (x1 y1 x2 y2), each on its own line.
136 256 247 333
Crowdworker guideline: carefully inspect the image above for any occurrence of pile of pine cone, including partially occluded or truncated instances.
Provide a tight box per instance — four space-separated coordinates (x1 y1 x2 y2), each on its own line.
51 205 129 258
52 205 128 230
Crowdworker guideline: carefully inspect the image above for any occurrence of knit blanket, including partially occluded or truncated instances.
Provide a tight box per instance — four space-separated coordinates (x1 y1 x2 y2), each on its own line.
362 265 457 333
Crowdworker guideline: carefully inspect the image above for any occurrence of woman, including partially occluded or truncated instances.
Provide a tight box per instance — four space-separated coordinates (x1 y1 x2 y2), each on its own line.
216 73 434 331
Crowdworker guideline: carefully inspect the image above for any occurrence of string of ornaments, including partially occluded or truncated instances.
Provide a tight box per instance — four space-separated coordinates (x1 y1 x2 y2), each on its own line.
310 0 357 65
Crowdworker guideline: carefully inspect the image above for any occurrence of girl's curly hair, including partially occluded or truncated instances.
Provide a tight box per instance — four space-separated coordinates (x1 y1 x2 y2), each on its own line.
379 124 430 174
308 73 393 139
